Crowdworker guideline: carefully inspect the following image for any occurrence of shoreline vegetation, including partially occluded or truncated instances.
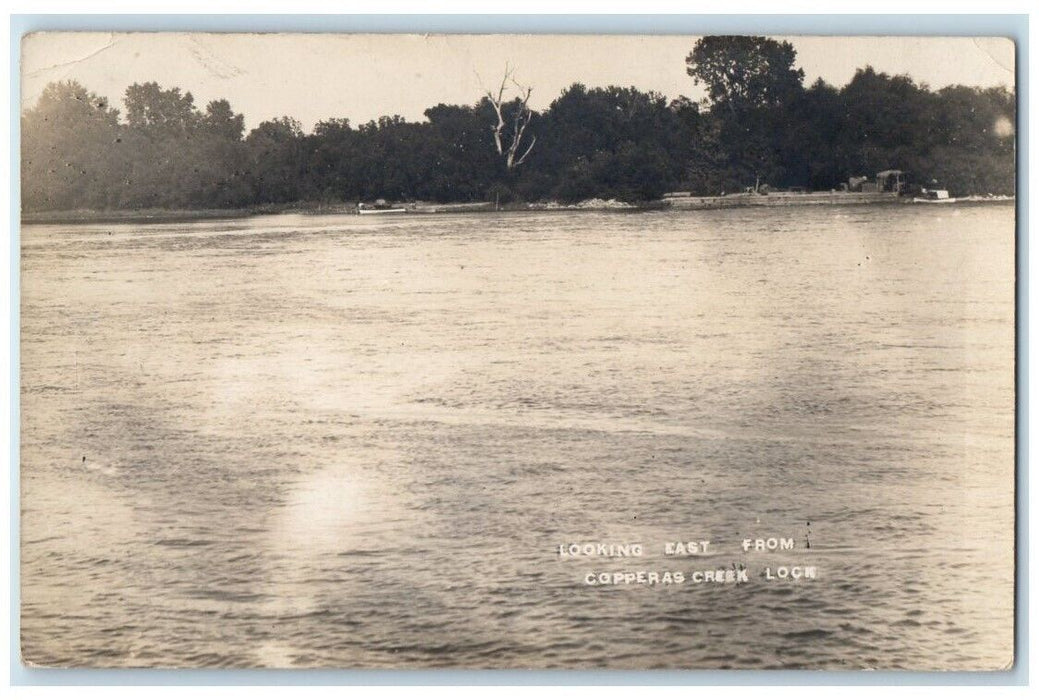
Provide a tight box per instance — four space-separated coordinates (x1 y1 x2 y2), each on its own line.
21 193 1016 226
22 37 1015 219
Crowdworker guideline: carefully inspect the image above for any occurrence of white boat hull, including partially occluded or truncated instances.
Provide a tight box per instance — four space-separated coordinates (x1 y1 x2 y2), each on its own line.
358 208 407 215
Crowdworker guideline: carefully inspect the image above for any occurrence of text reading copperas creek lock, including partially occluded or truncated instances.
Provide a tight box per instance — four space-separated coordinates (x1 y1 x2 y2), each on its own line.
583 566 817 586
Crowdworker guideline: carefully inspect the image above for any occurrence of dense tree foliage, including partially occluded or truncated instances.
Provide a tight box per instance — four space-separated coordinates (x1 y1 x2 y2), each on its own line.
495 84 698 202
687 36 805 112
21 81 122 210
21 40 1016 212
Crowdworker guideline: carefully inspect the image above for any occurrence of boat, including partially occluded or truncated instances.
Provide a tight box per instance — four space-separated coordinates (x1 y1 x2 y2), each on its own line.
913 188 958 204
357 207 406 215
357 198 407 215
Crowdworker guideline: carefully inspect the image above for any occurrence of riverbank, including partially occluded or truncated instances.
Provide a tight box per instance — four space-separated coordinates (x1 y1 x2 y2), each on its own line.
21 193 1013 225
663 190 901 209
20 198 649 224
20 204 294 225
662 190 1016 210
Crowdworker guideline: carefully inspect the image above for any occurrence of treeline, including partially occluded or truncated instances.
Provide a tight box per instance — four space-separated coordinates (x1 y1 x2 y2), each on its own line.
21 37 1015 212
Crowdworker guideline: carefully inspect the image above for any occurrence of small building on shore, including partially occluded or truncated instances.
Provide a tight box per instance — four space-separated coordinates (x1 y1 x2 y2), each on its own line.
877 170 908 194
850 170 909 194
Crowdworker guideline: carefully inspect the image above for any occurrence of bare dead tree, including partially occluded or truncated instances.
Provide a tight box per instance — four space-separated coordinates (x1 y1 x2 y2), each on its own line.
483 65 537 170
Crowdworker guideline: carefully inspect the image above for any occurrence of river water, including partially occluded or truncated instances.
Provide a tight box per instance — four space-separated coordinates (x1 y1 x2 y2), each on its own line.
20 204 1015 669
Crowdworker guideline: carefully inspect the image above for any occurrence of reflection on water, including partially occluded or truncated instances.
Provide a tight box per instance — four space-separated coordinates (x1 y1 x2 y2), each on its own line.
21 205 1015 669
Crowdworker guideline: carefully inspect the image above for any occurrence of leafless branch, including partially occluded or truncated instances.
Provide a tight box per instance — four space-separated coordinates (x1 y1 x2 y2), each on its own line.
514 134 537 167
482 65 537 170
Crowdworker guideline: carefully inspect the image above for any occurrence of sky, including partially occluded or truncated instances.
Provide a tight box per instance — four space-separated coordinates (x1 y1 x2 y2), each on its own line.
21 33 1016 132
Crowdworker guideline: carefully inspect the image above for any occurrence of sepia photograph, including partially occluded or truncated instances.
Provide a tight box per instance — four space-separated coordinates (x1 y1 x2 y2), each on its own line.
17 30 1017 671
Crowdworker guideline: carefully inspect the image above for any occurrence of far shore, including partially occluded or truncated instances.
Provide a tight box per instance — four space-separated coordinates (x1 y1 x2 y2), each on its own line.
19 198 653 225
20 193 1014 226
